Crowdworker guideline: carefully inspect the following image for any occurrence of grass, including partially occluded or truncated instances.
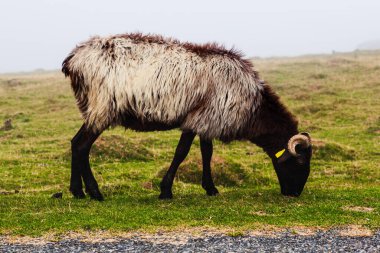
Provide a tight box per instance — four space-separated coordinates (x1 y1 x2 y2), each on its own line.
0 51 379 236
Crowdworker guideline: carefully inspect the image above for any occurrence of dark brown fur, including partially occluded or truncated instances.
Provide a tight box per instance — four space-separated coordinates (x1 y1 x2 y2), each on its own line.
251 84 299 155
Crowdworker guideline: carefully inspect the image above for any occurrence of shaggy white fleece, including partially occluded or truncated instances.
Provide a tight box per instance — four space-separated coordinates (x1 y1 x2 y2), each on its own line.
63 34 264 140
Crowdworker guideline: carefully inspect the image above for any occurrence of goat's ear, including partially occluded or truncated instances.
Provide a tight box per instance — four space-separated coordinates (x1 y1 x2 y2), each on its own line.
277 150 292 163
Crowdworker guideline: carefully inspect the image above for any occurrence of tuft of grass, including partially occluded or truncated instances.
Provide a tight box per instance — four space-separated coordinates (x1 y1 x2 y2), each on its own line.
312 140 356 161
0 51 380 236
227 230 245 237
310 73 328 79
91 135 154 162
157 155 249 187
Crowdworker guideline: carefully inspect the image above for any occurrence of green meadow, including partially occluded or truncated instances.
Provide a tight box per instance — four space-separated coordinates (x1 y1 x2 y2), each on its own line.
0 51 379 236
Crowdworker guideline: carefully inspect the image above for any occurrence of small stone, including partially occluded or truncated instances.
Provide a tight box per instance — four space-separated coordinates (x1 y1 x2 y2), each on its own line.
52 192 63 199
0 119 12 131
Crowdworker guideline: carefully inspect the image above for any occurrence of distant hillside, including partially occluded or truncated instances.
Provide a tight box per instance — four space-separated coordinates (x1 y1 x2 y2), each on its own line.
357 40 380 50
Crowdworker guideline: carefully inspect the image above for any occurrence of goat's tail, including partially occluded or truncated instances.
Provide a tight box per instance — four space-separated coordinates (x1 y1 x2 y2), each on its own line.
62 53 90 127
62 53 75 77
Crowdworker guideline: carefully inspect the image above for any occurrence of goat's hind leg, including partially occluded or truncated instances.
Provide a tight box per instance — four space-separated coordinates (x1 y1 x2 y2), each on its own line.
70 124 104 201
70 125 86 198
200 138 219 196
159 131 196 199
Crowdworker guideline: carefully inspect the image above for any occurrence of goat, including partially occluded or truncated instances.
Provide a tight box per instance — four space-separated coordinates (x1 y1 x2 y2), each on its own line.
62 33 312 201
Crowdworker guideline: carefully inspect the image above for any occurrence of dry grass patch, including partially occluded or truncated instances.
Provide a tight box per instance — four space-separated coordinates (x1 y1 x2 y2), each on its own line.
338 225 373 237
342 206 375 213
249 211 275 217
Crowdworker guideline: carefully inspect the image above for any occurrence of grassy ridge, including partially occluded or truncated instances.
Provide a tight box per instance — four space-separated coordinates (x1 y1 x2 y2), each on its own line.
0 51 379 235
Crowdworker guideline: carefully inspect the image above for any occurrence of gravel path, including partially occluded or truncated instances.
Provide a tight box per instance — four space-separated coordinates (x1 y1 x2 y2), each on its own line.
1 230 379 253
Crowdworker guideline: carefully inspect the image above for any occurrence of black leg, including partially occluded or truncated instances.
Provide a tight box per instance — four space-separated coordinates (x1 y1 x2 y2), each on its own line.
70 125 86 199
159 131 196 199
70 124 104 201
200 138 219 196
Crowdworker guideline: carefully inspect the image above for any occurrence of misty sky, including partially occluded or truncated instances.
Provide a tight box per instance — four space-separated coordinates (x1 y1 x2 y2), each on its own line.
0 0 379 73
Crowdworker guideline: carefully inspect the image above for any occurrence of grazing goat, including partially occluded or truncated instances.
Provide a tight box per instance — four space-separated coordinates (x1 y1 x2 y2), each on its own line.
62 33 312 201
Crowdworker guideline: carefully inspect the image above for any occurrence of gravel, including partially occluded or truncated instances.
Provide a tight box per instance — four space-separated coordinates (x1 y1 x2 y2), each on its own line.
1 230 379 253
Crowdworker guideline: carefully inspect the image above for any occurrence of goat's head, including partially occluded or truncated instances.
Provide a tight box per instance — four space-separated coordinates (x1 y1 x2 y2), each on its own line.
272 132 312 197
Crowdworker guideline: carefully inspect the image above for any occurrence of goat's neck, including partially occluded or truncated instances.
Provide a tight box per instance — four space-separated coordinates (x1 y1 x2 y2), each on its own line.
249 84 298 157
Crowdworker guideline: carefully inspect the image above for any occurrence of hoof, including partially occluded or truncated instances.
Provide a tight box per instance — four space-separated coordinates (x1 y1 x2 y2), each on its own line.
159 191 173 200
89 192 104 201
90 194 104 201
206 187 219 196
70 188 86 199
86 188 104 201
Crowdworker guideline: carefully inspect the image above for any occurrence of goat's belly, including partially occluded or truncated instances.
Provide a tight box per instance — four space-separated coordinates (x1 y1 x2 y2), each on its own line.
120 115 180 132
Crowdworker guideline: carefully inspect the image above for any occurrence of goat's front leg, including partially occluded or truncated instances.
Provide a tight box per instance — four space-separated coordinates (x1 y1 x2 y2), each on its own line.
159 131 196 199
200 138 219 196
71 124 103 201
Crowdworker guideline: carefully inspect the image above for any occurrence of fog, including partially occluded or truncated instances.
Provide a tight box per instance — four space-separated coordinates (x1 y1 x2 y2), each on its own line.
0 0 379 73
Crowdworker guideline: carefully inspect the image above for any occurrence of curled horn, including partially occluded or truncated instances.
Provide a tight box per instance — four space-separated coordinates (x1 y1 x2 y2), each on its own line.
288 133 311 156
